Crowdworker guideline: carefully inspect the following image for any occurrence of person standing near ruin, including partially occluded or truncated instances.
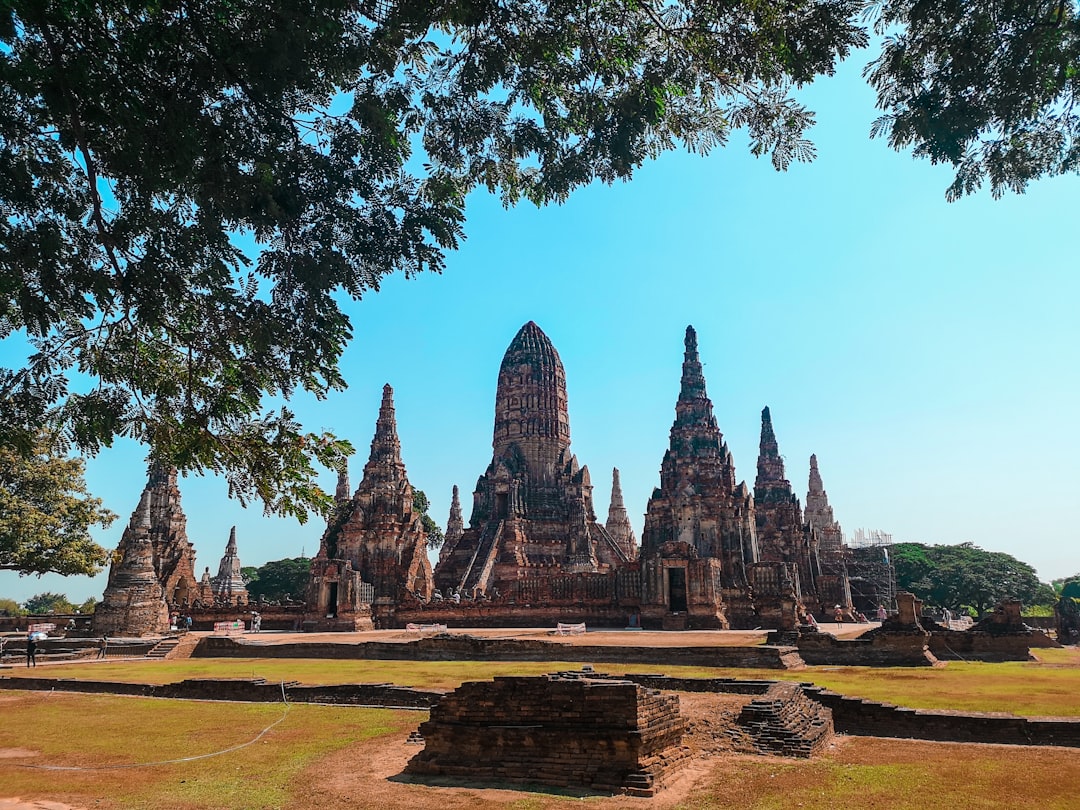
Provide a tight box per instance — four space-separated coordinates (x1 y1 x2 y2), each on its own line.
26 634 36 667
97 634 109 659
833 605 844 624
876 604 887 622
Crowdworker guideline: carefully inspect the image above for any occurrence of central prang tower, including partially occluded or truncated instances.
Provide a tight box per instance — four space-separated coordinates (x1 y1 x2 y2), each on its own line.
434 322 628 597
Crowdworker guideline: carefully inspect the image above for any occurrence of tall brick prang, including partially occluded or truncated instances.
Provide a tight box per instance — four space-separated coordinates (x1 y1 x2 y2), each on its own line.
434 322 628 598
639 326 759 629
605 468 638 561
94 491 171 636
306 384 434 629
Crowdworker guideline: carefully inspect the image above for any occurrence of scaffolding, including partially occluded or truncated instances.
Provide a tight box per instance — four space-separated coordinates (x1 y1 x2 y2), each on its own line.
846 528 897 613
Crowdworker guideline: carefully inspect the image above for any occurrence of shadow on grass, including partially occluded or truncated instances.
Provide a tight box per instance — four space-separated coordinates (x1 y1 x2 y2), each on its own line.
388 769 610 798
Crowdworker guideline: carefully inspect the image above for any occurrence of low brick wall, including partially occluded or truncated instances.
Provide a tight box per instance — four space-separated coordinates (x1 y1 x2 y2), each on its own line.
194 634 805 669
0 676 441 708
797 631 939 667
405 674 691 796
803 686 1080 747
395 604 636 629
928 629 1058 662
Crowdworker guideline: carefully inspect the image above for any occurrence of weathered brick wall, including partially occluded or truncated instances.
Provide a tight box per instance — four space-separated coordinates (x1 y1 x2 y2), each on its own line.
928 629 1058 661
194 634 805 669
405 675 691 796
797 631 939 667
0 676 441 708
802 686 1080 748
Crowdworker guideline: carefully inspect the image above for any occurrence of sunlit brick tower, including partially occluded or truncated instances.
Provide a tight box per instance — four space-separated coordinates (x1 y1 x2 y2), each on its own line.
639 326 759 629
210 526 249 606
804 454 852 613
434 321 628 597
753 406 822 619
306 384 434 629
438 484 465 566
94 491 171 636
605 468 638 561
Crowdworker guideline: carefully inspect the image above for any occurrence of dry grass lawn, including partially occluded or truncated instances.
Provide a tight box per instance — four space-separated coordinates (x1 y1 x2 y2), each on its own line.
7 644 1080 716
1 690 1079 810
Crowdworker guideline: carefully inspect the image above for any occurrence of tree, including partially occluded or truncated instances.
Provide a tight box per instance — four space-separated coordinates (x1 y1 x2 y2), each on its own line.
867 0 1080 201
0 0 866 520
0 432 115 575
23 591 76 614
413 489 445 550
0 597 26 616
893 541 1044 615
244 557 312 603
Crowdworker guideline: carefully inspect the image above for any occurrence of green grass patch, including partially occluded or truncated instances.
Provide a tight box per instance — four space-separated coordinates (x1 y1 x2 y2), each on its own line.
9 650 1080 717
0 691 414 809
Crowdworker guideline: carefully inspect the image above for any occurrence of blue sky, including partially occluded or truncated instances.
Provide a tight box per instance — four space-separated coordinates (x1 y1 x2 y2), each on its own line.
3 55 1078 604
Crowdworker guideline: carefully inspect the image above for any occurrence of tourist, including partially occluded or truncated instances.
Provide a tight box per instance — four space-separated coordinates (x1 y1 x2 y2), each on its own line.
185 614 193 632
876 604 887 622
250 612 262 633
97 634 109 659
833 605 844 624
26 634 36 667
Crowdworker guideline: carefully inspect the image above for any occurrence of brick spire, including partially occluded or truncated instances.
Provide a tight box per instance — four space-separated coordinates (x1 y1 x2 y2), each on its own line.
439 484 465 564
360 384 408 491
211 526 248 604
335 460 351 505
666 325 725 463
605 467 638 559
493 321 571 483
805 454 843 556
754 406 791 502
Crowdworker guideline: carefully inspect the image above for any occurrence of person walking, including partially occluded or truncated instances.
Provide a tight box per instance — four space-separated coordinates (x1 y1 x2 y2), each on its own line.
97 634 109 659
26 634 37 667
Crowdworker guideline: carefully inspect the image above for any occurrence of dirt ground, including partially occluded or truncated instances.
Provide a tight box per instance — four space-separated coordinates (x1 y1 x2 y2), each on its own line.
237 623 877 647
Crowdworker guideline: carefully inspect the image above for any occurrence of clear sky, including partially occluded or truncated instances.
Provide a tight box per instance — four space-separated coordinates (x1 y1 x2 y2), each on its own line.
2 53 1078 604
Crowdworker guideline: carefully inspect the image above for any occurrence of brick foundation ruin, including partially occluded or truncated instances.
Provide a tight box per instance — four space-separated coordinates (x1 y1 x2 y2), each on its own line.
735 681 834 757
405 673 692 796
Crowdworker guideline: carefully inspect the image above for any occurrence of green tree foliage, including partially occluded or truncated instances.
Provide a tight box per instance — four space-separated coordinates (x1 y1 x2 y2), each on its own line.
0 0 866 519
1061 580 1080 599
867 0 1080 201
0 433 115 575
413 489 445 550
76 596 98 613
893 541 1045 616
0 597 27 616
23 591 76 614
3 1 1073 525
244 557 312 603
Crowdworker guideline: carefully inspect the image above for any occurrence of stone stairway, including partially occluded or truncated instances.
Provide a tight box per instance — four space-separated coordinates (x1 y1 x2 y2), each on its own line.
145 637 179 659
735 680 834 757
145 633 201 661
161 633 202 660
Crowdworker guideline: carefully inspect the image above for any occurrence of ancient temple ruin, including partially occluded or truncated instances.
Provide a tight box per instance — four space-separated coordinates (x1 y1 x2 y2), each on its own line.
433 322 629 598
306 384 434 629
406 673 691 796
210 526 249 606
753 407 823 616
605 468 638 561
805 454 843 557
638 326 760 629
438 484 464 566
94 491 171 636
94 463 201 635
